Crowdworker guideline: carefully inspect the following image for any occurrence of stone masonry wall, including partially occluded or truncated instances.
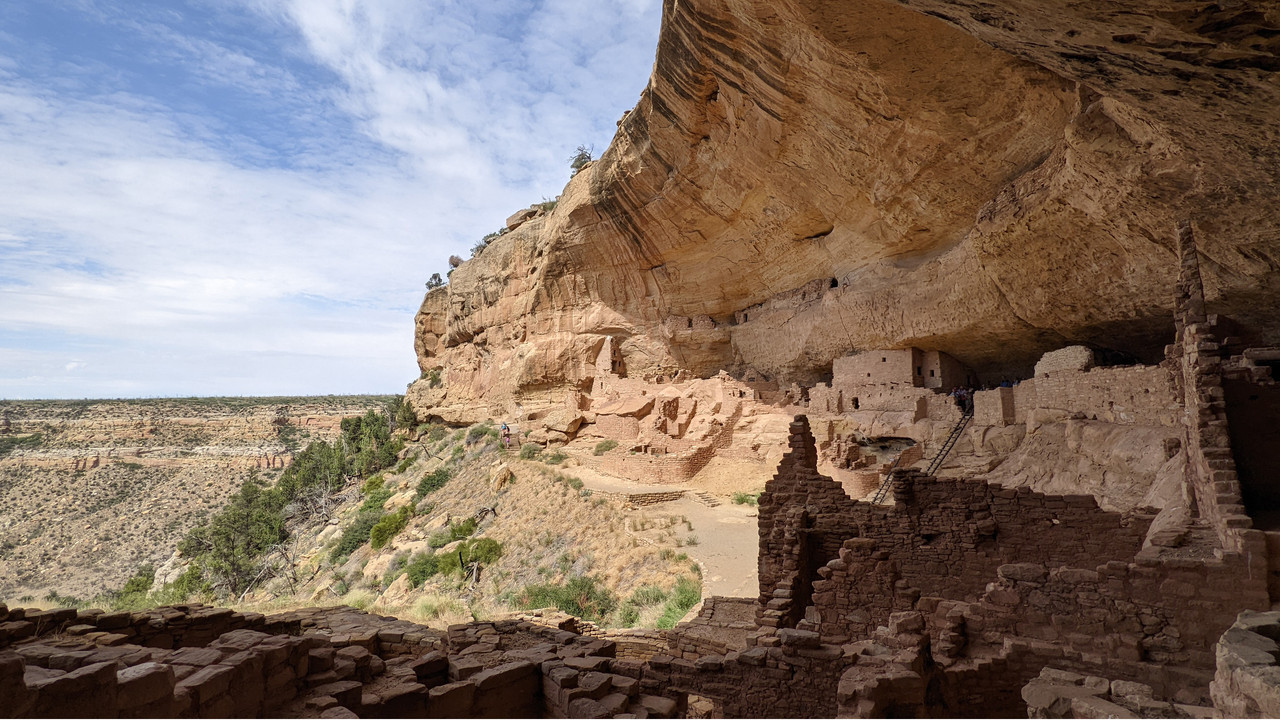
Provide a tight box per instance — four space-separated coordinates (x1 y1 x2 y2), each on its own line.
1031 364 1179 427
0 603 687 720
1168 220 1254 550
757 418 1151 615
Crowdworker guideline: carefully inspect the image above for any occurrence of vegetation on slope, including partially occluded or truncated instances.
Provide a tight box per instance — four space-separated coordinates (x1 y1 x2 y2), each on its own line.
173 407 405 597
40 407 704 634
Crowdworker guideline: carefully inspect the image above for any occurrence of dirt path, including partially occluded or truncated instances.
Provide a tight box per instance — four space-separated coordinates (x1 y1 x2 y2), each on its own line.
562 464 761 598
667 496 759 598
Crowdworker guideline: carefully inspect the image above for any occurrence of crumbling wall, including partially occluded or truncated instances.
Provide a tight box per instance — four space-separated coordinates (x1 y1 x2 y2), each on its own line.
0 603 680 720
651 629 853 719
757 417 1151 619
1168 221 1254 550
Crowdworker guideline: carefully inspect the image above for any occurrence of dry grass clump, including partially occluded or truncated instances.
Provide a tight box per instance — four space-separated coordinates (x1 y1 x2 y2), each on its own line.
406 594 468 624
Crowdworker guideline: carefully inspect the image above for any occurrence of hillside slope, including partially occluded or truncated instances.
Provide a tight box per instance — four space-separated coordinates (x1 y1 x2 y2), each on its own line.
0 397 394 601
229 425 713 630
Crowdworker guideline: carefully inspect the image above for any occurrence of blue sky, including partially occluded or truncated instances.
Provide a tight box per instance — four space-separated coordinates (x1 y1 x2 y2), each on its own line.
0 0 661 398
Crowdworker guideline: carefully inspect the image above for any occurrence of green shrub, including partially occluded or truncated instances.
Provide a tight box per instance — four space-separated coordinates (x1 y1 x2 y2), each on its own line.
405 552 440 588
383 554 408 587
519 443 541 460
361 475 385 495
510 575 617 623
120 564 155 595
341 410 404 478
425 424 447 442
466 424 492 444
592 440 617 456
274 440 346 500
462 537 503 564
425 369 442 388
369 506 412 550
396 398 418 428
43 590 85 609
732 492 760 506
178 476 288 595
617 604 639 628
429 518 478 549
394 453 418 474
628 585 668 606
453 517 478 540
544 451 567 465
360 486 393 513
435 538 504 576
330 510 384 562
150 565 208 605
561 474 584 491
415 467 452 500
656 576 702 629
568 145 593 176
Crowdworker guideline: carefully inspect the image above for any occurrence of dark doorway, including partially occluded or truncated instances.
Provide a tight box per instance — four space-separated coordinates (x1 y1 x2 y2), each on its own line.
1224 379 1280 529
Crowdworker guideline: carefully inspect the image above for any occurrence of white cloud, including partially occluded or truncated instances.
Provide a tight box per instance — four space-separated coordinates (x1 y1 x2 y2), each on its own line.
0 0 661 398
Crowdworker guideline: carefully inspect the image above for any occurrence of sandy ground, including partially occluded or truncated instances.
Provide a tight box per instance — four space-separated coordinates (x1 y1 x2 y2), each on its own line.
563 463 761 598
666 496 759 598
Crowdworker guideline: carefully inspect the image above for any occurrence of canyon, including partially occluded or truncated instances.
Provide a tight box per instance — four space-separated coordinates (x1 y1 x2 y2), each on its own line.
0 397 394 601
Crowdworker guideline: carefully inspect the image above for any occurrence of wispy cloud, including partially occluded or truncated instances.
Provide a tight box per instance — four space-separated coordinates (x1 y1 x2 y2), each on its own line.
0 0 661 398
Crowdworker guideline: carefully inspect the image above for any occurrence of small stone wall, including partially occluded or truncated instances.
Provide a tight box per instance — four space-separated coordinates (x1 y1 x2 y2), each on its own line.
604 629 669 660
651 628 853 719
1023 666 1215 717
586 486 691 504
1169 221 1254 549
1035 346 1096 376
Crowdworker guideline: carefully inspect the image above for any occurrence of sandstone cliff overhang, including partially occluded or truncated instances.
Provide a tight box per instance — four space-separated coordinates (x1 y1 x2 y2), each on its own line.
414 0 1280 412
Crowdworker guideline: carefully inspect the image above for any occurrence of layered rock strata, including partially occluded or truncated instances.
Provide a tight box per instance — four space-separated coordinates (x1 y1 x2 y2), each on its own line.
411 0 1280 427
0 397 391 601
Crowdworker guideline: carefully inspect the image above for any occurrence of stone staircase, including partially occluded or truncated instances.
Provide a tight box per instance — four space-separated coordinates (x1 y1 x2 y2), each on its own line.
691 491 721 507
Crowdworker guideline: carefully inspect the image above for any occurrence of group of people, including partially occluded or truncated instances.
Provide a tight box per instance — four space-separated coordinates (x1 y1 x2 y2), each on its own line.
949 387 975 414
949 379 1020 415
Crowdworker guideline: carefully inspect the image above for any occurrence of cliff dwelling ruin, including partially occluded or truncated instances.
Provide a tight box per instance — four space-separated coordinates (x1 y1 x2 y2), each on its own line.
5 0 1280 714
5 213 1280 720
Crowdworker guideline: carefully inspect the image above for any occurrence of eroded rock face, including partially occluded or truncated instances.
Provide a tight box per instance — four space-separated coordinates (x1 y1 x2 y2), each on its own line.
414 0 1279 417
